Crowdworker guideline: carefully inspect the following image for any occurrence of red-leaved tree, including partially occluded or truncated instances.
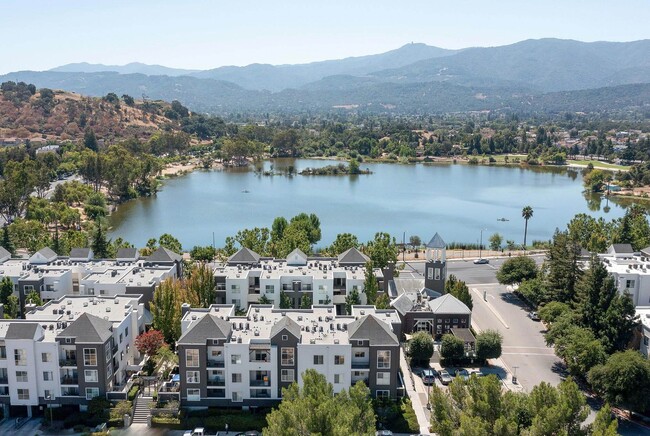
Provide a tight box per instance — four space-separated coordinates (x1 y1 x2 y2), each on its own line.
135 329 166 356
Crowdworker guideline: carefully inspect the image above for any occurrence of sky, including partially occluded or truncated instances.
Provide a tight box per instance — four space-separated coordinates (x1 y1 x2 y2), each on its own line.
1 0 649 74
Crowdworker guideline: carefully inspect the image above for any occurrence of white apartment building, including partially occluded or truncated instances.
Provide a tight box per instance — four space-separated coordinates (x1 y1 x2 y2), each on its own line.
599 244 650 307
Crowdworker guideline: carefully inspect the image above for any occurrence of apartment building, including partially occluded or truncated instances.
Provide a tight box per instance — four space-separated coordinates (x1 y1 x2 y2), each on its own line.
0 246 178 312
214 247 385 315
174 304 402 408
599 244 650 307
0 295 147 417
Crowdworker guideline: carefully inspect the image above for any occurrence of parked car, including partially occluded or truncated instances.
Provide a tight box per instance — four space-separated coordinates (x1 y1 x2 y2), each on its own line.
184 428 205 436
421 368 438 385
455 369 470 381
376 430 393 436
473 258 489 264
469 369 484 377
528 311 541 321
439 370 453 385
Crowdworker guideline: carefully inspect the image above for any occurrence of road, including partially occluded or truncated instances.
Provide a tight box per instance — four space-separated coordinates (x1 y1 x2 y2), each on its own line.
401 255 650 435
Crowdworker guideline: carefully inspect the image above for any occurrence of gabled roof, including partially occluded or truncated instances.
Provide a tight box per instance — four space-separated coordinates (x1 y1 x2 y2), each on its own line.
69 248 92 260
337 247 370 265
427 293 471 315
390 293 414 316
116 247 139 260
286 248 308 266
609 243 634 254
0 246 10 261
178 314 231 345
147 247 182 263
270 316 301 339
58 313 113 343
30 247 57 264
228 247 260 265
426 233 446 249
641 246 650 257
5 323 39 340
348 314 398 346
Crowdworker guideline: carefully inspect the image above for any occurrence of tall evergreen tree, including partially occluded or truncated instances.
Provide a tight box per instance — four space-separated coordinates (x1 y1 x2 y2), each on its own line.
345 288 361 315
91 220 110 259
545 230 582 303
362 262 379 305
1 226 15 256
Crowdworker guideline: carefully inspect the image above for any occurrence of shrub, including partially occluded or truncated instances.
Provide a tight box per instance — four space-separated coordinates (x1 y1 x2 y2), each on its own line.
127 385 140 401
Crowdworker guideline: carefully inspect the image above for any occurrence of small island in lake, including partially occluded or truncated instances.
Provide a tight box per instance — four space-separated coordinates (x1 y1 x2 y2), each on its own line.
299 161 372 176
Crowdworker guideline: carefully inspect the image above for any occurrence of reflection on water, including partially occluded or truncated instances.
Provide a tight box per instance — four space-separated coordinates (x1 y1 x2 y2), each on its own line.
109 160 631 249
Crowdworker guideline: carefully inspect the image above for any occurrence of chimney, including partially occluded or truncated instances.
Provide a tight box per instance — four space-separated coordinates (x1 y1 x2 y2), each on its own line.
181 303 191 318
25 303 37 313
0 303 4 319
382 262 395 292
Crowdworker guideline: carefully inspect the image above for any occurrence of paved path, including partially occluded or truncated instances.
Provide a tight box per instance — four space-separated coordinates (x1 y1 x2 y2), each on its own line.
399 348 431 435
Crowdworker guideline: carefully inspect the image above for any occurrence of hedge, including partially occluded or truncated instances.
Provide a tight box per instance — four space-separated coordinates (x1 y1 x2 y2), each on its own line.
151 415 182 430
127 385 140 401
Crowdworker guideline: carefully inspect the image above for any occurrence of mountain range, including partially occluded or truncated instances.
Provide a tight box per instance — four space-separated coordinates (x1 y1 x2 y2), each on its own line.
3 38 649 115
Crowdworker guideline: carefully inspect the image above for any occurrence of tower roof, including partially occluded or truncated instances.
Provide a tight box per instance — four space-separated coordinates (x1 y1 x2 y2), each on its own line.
426 233 446 249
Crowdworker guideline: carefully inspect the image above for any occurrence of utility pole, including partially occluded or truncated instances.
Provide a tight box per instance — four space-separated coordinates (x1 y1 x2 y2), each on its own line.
403 231 406 262
479 228 486 259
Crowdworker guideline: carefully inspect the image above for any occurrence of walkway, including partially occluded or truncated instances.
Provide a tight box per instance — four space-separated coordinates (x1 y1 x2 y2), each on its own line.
399 348 431 435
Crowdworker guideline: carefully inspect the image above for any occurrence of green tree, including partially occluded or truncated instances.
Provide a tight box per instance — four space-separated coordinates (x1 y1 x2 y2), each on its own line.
189 245 216 261
84 128 98 151
1 226 16 256
91 220 110 259
84 192 108 220
553 325 607 376
364 232 398 269
374 293 390 309
264 369 375 436
444 275 473 310
517 277 548 307
325 233 359 256
583 169 607 192
186 263 215 308
289 213 321 245
345 288 361 315
588 350 650 413
300 294 312 309
475 330 502 361
279 291 292 309
158 233 182 254
440 334 464 363
25 289 43 306
545 229 582 303
270 216 288 244
538 301 571 323
489 233 503 251
150 278 185 345
0 276 18 318
362 262 379 305
407 331 434 364
258 294 272 304
522 205 534 248
496 256 538 285
591 403 618 436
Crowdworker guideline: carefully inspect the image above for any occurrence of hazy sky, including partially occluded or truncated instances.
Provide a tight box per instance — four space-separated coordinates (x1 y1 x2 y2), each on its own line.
1 0 649 74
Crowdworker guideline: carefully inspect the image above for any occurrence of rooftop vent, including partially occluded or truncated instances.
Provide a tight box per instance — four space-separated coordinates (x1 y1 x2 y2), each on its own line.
237 337 242 343
334 339 339 344
360 310 365 315
67 300 72 305
191 315 197 320
310 339 316 344
105 307 111 312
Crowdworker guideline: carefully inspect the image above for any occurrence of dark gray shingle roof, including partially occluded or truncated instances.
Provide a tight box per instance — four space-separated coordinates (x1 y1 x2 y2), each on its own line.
611 244 634 254
228 247 260 264
148 247 182 263
69 248 92 259
0 246 10 260
451 328 476 343
348 314 398 346
58 313 113 343
270 316 301 339
337 247 370 265
178 314 231 345
390 293 414 316
426 233 446 249
116 248 139 260
5 323 39 339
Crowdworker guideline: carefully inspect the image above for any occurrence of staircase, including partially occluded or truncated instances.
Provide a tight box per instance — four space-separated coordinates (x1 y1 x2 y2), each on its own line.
132 396 153 424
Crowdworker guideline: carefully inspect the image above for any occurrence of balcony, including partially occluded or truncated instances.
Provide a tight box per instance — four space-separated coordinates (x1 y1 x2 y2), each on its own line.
62 389 80 397
249 389 271 398
351 362 370 369
61 376 79 385
0 377 7 384
333 289 347 296
207 389 226 398
248 286 260 295
207 379 225 387
207 359 225 368
59 358 77 367
0 387 8 396
113 345 118 355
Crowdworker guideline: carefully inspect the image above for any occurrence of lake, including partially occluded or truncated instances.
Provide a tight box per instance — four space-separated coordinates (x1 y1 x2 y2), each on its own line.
108 159 626 250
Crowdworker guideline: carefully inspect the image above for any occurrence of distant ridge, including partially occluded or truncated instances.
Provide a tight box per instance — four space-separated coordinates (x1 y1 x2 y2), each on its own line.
50 62 198 77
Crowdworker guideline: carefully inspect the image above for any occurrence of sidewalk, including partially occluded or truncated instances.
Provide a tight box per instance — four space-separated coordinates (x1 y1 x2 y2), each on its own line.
399 348 431 435
471 321 524 393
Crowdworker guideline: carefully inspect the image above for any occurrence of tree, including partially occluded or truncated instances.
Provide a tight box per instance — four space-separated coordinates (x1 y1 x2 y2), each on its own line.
1 226 15 256
374 293 390 309
538 301 571 323
553 325 607 376
517 277 548 308
409 235 421 249
522 205 534 248
91 220 110 259
440 334 464 363
0 277 18 318
288 213 321 245
279 291 292 309
489 233 503 251
186 263 215 308
496 256 538 285
25 289 43 306
345 288 361 315
264 369 375 436
135 329 166 356
588 350 650 413
83 128 98 151
591 403 618 436
258 294 272 304
300 294 312 309
364 232 398 269
110 400 133 420
150 278 186 345
270 216 288 244
475 330 502 361
408 331 434 364
158 233 182 254
325 233 359 256
362 262 379 305
545 229 582 303
444 275 473 310
190 245 216 261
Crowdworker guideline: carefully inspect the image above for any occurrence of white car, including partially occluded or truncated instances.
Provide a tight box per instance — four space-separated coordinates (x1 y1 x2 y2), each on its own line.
473 258 489 264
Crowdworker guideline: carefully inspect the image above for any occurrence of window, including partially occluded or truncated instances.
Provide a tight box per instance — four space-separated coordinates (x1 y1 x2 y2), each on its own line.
334 374 340 384
626 279 636 288
231 284 240 293
334 355 345 365
0 346 5 359
125 327 129 337
85 370 98 382
211 349 222 358
644 336 649 346
186 349 199 367
232 373 242 383
282 335 288 341
354 351 365 358
357 340 363 346
231 299 241 307
232 391 242 402
17 389 29 400
376 372 390 385
187 388 200 401
104 342 111 362
453 318 458 324
265 285 274 294
313 355 324 365
434 268 441 280
281 348 294 365
14 349 26 366
119 333 123 344
83 348 97 366
85 387 100 400
65 338 72 344
43 371 53 381
377 350 391 369
186 371 200 384
41 352 51 363
318 285 325 292
16 371 28 382
281 369 294 382
231 354 242 364
44 389 51 399
376 390 390 399
427 268 433 280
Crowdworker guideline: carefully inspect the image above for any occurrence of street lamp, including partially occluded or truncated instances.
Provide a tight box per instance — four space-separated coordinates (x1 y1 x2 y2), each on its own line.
45 395 55 427
479 228 487 260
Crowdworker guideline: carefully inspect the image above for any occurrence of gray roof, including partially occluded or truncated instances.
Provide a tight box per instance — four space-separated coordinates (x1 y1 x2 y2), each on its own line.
148 247 182 263
451 328 476 343
610 244 634 254
5 323 39 340
37 247 58 259
228 247 261 264
270 316 301 339
428 294 471 315
642 247 650 257
0 246 10 259
348 314 398 346
178 314 231 345
116 248 139 260
426 233 446 249
58 313 113 343
69 248 92 259
420 288 442 299
390 293 415 316
287 248 308 261
337 247 370 265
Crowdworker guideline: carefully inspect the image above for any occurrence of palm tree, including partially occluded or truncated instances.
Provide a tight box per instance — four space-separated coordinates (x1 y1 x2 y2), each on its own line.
522 206 534 249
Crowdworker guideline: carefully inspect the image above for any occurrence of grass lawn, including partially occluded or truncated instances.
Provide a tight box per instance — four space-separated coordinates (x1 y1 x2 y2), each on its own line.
567 159 628 171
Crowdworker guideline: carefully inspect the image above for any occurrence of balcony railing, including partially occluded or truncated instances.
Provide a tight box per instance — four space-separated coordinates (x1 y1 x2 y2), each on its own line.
249 389 271 398
207 379 225 387
0 377 8 384
59 359 77 367
207 389 226 398
62 389 80 397
207 359 225 368
61 376 79 385
351 362 370 369
250 379 271 387
248 286 260 295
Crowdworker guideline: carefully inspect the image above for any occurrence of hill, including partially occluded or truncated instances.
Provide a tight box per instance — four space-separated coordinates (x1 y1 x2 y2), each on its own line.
50 62 197 77
0 81 182 142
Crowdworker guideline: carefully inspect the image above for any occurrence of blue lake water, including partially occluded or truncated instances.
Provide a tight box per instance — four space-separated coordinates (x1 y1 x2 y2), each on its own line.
108 159 625 250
